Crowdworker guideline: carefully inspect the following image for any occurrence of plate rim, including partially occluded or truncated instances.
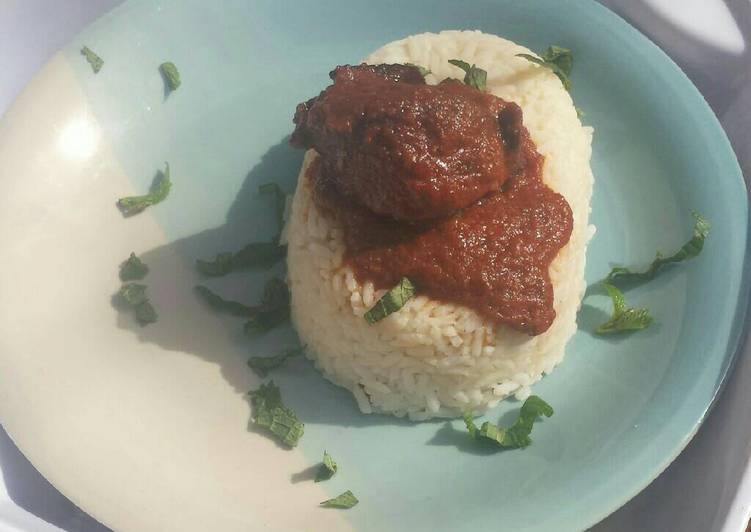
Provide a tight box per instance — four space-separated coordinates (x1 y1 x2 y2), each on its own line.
577 1 749 528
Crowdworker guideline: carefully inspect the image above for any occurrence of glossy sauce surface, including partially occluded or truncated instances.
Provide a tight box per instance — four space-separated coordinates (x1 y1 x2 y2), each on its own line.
292 64 573 335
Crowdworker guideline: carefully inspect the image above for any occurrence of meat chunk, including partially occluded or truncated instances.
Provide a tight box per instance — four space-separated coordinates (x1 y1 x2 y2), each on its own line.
291 64 524 221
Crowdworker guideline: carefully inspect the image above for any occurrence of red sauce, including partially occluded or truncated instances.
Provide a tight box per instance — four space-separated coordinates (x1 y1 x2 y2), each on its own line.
291 64 573 335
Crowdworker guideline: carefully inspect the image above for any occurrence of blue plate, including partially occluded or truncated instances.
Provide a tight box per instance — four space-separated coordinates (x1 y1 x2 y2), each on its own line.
0 1 747 531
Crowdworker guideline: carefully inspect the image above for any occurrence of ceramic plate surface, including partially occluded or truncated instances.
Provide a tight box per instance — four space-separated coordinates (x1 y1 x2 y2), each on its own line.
0 1 747 531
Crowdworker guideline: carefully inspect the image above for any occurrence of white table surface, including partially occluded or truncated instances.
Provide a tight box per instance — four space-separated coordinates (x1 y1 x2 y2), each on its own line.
0 1 749 531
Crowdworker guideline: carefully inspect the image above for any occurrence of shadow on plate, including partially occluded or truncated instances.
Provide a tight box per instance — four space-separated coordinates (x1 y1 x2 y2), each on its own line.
109 137 415 431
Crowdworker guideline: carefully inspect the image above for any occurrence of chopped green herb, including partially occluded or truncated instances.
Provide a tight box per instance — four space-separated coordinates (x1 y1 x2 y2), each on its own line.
464 395 553 449
248 380 304 447
248 346 305 378
517 45 573 91
543 45 573 75
117 283 157 326
605 211 710 285
320 490 358 509
118 283 149 306
196 242 286 276
119 252 149 281
448 59 487 91
159 62 181 92
595 282 653 334
81 46 103 73
405 63 431 77
117 163 172 216
575 106 585 119
194 285 255 317
364 277 416 324
134 300 158 325
315 451 338 482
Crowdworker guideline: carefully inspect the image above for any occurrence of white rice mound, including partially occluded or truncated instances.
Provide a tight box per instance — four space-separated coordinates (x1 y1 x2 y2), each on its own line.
284 30 595 420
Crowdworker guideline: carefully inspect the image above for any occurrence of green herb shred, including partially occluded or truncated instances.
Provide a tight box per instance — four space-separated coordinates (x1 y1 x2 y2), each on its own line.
605 211 710 285
119 252 149 281
134 300 158 325
159 62 181 92
363 277 416 324
118 283 158 326
517 45 573 91
248 380 304 447
448 59 487 91
464 395 553 449
118 283 148 306
248 346 305 378
320 490 358 509
595 281 653 334
405 63 431 77
315 451 338 482
81 46 104 73
117 163 172 216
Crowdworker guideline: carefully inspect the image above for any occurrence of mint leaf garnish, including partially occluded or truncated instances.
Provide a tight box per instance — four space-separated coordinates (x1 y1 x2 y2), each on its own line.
464 395 553 449
159 62 181 92
448 59 487 91
314 451 338 482
605 211 710 285
119 252 149 281
364 277 415 324
517 45 573 91
117 163 172 216
320 490 358 509
595 282 653 334
248 381 304 447
81 46 103 73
